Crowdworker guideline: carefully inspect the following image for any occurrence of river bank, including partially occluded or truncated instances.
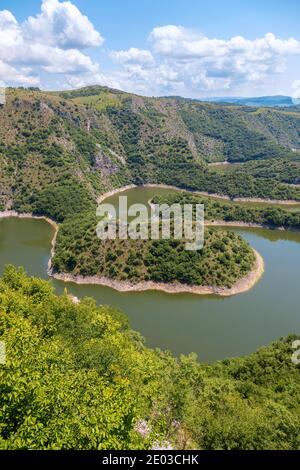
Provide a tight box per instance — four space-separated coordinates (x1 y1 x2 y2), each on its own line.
51 249 264 297
208 161 230 166
0 211 59 273
1 206 299 361
0 199 270 297
144 184 300 205
147 199 297 232
0 210 58 231
206 220 282 230
97 185 136 204
98 183 300 206
0 210 265 297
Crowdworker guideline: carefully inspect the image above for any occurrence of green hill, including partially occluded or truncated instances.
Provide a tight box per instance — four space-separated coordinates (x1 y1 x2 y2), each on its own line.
1 85 300 220
1 88 300 450
0 266 299 450
53 215 255 289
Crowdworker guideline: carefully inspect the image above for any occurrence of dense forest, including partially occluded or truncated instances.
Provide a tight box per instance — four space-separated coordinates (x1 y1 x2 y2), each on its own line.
0 267 299 450
52 214 255 289
215 158 300 186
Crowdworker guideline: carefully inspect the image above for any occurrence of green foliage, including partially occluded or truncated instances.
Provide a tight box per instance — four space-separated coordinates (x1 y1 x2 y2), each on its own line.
224 158 300 186
179 103 299 163
53 213 255 288
1 86 300 215
0 267 299 450
14 179 95 223
154 164 300 201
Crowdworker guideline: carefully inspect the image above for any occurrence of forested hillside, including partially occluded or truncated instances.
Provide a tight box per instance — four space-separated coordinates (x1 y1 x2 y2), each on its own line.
53 218 255 288
0 266 299 450
0 86 300 221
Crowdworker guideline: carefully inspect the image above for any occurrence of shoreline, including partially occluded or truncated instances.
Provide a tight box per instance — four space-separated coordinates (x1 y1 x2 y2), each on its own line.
97 184 136 204
51 249 264 297
206 220 284 230
144 184 300 206
0 209 266 297
0 210 58 231
98 183 300 206
208 161 230 167
2 198 286 297
147 200 297 232
0 210 59 273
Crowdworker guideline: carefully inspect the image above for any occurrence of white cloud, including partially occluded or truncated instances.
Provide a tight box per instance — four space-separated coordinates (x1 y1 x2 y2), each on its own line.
110 63 184 96
113 25 300 96
0 4 299 98
149 26 300 60
23 0 104 49
0 59 40 86
0 11 21 47
65 72 121 90
111 48 154 65
0 0 105 87
2 41 100 75
149 25 226 58
30 45 99 74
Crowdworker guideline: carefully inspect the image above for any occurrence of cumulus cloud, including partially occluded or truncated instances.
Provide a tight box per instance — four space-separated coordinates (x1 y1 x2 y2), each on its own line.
1 3 300 97
142 26 300 95
28 45 99 74
149 25 226 58
149 26 300 59
109 26 300 96
23 0 103 49
0 0 106 87
111 48 154 65
0 59 40 86
0 10 21 48
2 41 100 75
65 72 121 90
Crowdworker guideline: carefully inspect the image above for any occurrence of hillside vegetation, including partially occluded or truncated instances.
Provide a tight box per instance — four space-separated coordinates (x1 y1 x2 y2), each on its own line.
1 87 300 451
0 86 300 221
0 266 299 450
152 192 300 230
52 216 255 288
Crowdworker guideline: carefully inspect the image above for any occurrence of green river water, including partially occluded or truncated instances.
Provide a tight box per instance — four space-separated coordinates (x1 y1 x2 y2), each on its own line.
0 186 299 362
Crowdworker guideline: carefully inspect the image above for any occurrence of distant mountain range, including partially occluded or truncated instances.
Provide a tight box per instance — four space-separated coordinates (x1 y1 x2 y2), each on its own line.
199 95 300 107
165 95 300 107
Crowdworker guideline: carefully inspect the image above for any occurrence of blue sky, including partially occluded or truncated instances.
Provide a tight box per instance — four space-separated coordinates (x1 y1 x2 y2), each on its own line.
1 0 300 98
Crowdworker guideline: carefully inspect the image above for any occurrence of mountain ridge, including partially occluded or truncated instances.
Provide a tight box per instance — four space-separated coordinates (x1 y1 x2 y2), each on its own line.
0 85 300 222
197 95 298 107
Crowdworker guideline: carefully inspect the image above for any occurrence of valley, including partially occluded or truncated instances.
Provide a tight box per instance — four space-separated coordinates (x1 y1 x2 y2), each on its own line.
1 85 300 450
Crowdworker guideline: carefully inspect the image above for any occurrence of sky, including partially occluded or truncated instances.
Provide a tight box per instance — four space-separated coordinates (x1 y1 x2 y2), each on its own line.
0 0 300 98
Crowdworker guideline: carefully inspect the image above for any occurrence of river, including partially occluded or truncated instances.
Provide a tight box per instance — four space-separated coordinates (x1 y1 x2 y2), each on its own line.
0 186 299 362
